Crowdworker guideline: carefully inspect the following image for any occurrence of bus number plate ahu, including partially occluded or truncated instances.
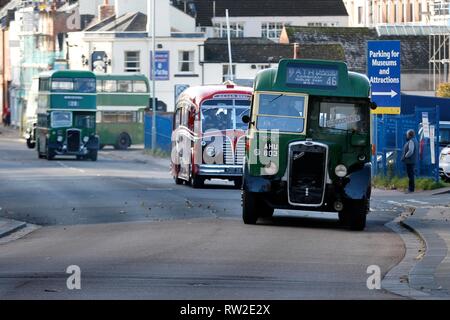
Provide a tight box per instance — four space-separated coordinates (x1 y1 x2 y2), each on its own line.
286 64 339 89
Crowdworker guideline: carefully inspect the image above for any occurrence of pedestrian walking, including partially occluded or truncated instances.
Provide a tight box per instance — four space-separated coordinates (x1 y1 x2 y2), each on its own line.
401 129 419 193
2 107 11 127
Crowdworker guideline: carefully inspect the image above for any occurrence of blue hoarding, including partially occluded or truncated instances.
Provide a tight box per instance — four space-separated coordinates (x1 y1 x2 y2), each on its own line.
367 41 401 114
151 51 170 81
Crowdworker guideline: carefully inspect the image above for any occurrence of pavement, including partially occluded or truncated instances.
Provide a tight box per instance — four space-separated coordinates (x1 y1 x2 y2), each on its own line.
372 187 450 299
0 217 26 238
0 126 27 238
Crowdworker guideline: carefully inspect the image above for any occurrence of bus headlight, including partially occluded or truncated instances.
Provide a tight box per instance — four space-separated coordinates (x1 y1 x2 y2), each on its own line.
263 161 278 175
57 136 63 143
83 136 89 143
335 164 347 178
205 146 216 157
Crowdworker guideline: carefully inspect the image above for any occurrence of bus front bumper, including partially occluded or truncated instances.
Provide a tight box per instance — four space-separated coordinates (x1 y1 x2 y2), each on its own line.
198 164 243 177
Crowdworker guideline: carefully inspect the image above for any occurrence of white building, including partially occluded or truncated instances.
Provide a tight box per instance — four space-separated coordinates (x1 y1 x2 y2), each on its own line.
172 0 349 40
343 0 450 27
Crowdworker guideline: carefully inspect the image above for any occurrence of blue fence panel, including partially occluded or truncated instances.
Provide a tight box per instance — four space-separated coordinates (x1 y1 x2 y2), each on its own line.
144 112 174 153
373 105 440 180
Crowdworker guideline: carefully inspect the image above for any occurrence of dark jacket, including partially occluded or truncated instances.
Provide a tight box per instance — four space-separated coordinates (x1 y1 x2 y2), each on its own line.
402 137 418 165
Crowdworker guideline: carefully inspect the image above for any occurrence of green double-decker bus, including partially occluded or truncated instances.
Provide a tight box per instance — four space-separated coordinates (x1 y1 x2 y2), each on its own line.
95 74 150 150
36 70 99 161
242 59 377 230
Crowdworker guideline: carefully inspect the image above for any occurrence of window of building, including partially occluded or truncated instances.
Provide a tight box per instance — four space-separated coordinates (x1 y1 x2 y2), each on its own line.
178 51 195 73
222 64 236 82
124 51 140 72
378 4 382 23
410 3 413 21
261 22 284 40
357 6 363 24
394 4 398 23
213 22 244 38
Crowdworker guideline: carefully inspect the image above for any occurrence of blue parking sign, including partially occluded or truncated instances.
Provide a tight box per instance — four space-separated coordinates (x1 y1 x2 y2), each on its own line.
367 41 401 114
151 51 170 81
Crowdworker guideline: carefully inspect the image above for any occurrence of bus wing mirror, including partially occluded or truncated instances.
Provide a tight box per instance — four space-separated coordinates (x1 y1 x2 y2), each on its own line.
242 115 251 124
369 102 377 110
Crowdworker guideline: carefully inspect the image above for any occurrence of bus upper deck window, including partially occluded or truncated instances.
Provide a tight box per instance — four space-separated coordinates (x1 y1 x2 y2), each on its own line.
133 81 148 93
51 79 74 91
118 80 132 93
75 78 96 93
103 80 117 92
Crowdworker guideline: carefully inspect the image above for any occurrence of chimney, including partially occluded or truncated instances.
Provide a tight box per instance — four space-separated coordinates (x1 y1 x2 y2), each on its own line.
99 0 115 21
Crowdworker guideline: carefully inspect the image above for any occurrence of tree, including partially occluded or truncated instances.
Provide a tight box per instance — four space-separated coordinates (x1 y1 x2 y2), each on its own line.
436 83 450 98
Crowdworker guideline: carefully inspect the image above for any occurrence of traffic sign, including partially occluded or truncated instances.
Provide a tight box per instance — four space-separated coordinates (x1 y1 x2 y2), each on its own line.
367 41 401 114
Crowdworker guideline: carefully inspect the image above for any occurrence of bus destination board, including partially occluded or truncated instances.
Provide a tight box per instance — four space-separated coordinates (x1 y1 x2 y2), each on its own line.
286 64 339 89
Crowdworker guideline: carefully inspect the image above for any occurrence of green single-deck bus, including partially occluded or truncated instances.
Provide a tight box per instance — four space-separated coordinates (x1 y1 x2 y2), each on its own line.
241 59 377 230
36 70 99 161
95 74 150 150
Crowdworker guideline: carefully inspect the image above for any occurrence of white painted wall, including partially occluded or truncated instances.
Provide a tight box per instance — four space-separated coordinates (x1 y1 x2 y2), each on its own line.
170 5 196 33
210 15 349 38
114 0 147 16
78 0 104 15
203 63 277 85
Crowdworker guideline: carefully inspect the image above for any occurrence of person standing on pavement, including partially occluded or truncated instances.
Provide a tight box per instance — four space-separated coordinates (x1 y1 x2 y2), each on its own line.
2 107 11 127
401 129 419 193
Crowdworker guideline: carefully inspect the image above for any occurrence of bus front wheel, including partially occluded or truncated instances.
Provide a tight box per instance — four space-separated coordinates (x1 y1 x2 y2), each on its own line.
340 199 368 231
37 140 45 159
191 175 204 188
46 147 55 161
115 133 131 150
242 190 259 224
26 139 36 149
89 150 98 161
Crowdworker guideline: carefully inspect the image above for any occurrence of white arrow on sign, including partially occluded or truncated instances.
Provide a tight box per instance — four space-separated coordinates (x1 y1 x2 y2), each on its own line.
372 90 398 98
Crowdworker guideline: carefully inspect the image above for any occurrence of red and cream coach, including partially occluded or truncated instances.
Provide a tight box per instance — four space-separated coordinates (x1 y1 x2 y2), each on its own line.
171 83 252 188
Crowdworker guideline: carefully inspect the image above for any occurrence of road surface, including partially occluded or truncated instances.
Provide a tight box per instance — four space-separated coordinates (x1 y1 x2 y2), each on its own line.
0 133 405 299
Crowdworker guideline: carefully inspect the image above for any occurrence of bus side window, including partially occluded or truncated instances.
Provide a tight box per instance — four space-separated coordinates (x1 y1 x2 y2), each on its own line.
96 111 102 123
39 78 49 91
97 80 104 92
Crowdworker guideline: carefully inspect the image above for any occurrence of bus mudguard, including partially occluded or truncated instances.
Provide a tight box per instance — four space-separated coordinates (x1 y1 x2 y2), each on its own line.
343 162 372 200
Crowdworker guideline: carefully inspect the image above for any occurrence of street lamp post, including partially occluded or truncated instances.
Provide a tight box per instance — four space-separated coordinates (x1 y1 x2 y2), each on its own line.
151 0 157 151
148 0 157 151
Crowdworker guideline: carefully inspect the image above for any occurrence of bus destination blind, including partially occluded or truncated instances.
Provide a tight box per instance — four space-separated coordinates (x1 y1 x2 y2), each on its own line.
286 64 339 89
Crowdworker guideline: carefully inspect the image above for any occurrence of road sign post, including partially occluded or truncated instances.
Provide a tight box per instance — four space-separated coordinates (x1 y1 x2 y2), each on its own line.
367 41 401 114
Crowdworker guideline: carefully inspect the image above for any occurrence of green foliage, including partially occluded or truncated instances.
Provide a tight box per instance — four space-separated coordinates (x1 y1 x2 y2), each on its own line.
436 83 450 98
373 175 450 191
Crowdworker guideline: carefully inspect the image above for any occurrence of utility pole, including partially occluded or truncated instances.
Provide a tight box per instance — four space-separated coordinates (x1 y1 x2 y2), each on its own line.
148 0 157 150
225 9 233 81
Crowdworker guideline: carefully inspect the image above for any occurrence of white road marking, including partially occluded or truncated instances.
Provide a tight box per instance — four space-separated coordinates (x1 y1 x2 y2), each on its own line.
387 200 404 206
57 161 86 173
405 199 429 205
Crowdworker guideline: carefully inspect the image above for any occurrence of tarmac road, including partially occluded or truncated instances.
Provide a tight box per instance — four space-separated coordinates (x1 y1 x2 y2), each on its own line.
0 133 405 299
